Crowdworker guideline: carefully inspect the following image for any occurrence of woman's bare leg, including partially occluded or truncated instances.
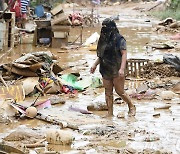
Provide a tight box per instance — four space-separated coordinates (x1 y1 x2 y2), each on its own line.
103 78 114 116
113 76 136 116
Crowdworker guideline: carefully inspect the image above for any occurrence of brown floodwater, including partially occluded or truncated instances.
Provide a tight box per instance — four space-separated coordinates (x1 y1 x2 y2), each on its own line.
0 4 180 153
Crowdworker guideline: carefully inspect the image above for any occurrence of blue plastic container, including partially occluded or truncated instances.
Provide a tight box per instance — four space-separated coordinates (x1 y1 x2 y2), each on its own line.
35 5 45 18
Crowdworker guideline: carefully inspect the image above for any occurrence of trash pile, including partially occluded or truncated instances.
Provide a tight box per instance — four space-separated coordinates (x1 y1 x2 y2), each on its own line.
141 62 179 79
155 17 180 34
126 80 180 100
0 51 102 125
140 54 180 79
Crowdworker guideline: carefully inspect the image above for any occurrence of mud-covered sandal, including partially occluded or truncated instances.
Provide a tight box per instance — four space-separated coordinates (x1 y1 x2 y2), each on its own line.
128 105 136 116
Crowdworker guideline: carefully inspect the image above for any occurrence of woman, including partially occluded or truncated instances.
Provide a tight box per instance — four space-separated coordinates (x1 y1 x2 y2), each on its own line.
90 18 136 117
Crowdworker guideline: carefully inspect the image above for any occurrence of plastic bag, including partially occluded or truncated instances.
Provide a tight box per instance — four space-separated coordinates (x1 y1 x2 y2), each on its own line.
163 54 180 72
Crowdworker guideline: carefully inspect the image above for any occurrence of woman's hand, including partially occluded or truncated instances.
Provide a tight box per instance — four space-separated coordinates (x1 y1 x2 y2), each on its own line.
119 69 125 77
90 64 97 74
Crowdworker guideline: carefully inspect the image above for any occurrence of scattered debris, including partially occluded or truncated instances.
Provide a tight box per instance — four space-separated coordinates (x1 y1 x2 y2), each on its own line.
83 32 100 46
153 113 160 117
160 90 177 100
46 129 73 145
144 136 160 142
69 105 93 114
171 82 180 94
0 143 24 154
141 62 180 79
154 105 171 110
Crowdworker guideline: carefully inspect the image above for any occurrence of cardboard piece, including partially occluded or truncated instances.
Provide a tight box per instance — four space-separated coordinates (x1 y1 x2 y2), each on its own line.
51 4 63 16
51 37 68 48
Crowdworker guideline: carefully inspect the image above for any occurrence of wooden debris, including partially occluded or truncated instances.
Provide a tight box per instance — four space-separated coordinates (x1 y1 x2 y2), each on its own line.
24 143 45 148
0 143 24 154
51 4 63 16
36 113 78 130
51 12 71 26
153 113 160 117
141 63 180 79
154 105 171 110
126 59 149 78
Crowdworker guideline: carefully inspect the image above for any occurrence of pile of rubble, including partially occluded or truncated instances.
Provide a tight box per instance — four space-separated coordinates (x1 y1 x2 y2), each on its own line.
154 17 180 34
141 62 180 79
140 54 180 79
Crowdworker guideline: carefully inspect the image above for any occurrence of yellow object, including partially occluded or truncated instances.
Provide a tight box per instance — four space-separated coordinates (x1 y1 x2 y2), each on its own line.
0 85 25 102
26 107 37 118
89 45 97 51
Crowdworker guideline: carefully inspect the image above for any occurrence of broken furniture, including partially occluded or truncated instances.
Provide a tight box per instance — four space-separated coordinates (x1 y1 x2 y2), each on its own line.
50 4 72 48
126 59 149 78
33 20 52 46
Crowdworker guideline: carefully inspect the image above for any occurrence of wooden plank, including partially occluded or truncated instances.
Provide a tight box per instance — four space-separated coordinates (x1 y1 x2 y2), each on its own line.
51 12 72 26
134 62 137 77
51 4 63 16
51 14 68 25
138 62 141 77
130 61 133 76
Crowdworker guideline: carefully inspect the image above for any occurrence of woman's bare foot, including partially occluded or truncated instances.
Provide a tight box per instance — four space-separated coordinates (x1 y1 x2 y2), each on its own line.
128 105 136 116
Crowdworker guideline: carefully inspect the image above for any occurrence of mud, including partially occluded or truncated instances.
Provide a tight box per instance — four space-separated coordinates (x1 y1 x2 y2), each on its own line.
0 2 180 154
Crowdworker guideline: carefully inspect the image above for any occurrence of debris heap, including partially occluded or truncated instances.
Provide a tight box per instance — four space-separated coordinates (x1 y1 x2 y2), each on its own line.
141 62 180 79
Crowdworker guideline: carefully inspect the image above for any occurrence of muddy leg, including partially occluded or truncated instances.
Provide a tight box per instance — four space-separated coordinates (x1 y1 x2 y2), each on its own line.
113 76 136 116
103 78 114 116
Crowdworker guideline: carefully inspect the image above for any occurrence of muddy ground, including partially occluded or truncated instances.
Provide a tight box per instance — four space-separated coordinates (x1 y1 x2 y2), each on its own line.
0 1 180 154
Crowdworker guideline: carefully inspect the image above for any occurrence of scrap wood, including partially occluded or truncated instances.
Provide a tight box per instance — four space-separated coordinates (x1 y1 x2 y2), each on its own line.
24 143 45 148
3 64 37 77
0 143 24 154
51 12 72 26
153 113 160 117
36 113 78 130
10 103 26 114
154 105 171 110
24 139 45 149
